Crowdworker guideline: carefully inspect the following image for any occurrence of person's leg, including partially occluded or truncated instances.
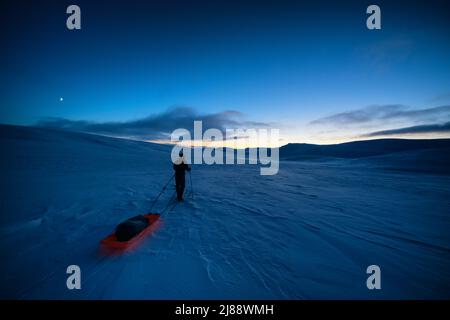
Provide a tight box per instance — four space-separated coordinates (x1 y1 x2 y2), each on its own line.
176 184 183 201
180 185 185 200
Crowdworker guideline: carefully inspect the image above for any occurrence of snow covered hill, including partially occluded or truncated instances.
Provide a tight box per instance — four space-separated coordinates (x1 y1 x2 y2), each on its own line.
1 124 450 299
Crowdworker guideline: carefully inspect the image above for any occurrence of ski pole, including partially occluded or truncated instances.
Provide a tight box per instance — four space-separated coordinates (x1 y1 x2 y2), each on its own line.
189 170 194 199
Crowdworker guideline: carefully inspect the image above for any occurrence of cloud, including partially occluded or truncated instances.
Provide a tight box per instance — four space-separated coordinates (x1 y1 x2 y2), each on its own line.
355 37 414 74
362 121 450 137
37 106 272 140
430 91 450 103
310 105 402 125
310 105 450 126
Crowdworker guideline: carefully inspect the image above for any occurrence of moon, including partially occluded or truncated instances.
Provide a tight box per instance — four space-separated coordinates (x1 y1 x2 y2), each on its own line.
60 97 64 102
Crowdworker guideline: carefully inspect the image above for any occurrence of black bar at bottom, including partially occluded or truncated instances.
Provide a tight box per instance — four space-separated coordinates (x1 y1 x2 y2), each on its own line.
1 300 448 319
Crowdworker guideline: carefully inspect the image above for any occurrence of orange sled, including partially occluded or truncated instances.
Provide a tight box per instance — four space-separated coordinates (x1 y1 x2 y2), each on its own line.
100 214 160 250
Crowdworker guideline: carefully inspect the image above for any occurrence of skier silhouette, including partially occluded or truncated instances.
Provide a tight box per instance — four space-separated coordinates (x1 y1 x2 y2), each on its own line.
173 150 191 201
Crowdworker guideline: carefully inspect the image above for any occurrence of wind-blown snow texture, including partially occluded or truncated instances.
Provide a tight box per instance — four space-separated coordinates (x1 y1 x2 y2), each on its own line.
1 124 450 299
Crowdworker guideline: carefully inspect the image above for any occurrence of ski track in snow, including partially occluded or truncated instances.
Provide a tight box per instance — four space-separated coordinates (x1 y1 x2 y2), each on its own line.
1 127 450 299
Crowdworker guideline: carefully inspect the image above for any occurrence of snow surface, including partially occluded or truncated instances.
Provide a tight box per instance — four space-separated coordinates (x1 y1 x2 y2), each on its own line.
1 125 450 299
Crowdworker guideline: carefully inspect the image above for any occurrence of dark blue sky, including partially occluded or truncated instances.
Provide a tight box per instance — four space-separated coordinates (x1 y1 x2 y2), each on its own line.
1 0 450 143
